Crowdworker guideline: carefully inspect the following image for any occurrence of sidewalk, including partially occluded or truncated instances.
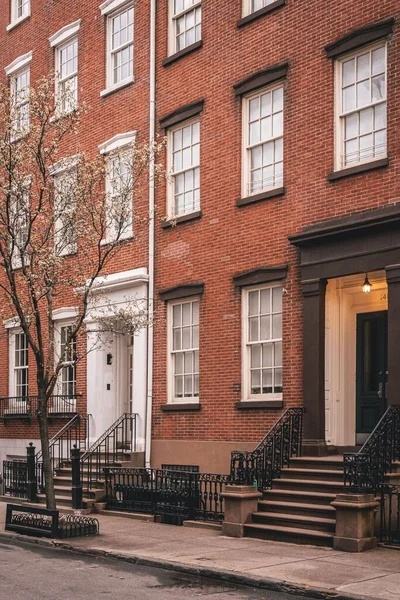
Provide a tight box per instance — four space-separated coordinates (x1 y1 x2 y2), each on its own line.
0 502 399 600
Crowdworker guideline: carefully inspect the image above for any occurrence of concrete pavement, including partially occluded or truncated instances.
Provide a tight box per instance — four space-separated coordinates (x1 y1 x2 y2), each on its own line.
0 501 399 599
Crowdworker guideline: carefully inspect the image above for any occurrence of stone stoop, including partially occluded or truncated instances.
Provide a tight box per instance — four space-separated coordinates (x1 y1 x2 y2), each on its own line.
36 450 145 510
243 456 345 547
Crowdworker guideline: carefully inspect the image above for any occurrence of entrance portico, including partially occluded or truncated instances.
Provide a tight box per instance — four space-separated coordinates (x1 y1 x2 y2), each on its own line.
290 204 400 454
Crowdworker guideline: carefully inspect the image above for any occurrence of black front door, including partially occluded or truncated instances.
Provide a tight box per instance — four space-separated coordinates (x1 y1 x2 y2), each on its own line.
356 311 387 443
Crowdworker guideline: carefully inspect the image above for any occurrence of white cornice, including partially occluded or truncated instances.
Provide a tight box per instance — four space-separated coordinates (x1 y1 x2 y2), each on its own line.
100 0 133 16
5 51 32 76
98 131 136 155
85 268 148 295
48 154 80 176
49 19 81 48
52 307 79 321
4 317 21 330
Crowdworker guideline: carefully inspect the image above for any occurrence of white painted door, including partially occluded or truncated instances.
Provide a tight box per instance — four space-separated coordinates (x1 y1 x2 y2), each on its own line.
325 293 334 445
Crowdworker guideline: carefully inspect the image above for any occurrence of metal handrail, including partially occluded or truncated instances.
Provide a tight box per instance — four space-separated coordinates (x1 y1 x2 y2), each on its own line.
81 413 138 491
230 407 304 490
344 405 400 492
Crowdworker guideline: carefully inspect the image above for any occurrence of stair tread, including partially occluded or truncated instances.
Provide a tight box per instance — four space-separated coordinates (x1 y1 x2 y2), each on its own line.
253 511 336 525
277 478 343 486
244 523 333 538
259 500 335 512
283 468 343 475
264 489 337 498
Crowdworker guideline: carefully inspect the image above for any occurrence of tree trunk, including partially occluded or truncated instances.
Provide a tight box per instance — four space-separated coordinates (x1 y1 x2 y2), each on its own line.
37 392 56 510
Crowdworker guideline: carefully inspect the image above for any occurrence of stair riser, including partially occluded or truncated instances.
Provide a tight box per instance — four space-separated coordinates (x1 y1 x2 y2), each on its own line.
258 503 335 519
263 492 336 506
244 526 333 547
252 514 335 533
273 481 344 493
289 459 344 471
282 470 343 482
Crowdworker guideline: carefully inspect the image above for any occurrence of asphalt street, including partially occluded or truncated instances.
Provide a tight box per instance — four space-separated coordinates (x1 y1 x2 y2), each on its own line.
0 538 307 600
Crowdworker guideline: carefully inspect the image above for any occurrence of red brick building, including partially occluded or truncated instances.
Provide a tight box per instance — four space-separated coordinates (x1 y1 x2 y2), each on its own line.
0 0 399 489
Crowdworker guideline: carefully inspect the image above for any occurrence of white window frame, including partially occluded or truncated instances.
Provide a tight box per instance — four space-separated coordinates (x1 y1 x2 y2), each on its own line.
167 297 200 404
7 0 31 31
8 328 29 399
334 42 387 172
167 117 200 219
242 283 283 402
168 0 202 56
5 53 32 140
53 165 78 257
242 83 284 198
242 0 278 17
100 0 134 97
50 20 81 116
54 322 77 397
10 180 30 270
99 132 136 244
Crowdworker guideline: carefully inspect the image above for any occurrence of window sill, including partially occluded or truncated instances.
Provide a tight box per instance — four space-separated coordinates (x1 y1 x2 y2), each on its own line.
236 400 283 409
100 76 135 98
327 158 389 182
237 187 285 207
7 14 31 32
162 41 203 67
237 0 286 28
100 233 133 246
161 210 202 228
161 403 201 412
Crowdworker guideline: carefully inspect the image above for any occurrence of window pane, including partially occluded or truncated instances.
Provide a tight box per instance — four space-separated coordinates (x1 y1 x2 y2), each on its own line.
275 341 282 366
261 92 271 117
182 326 191 349
371 74 385 102
372 47 385 75
248 291 258 316
251 344 261 368
345 113 358 139
175 353 183 375
375 103 386 130
356 79 370 108
356 52 370 81
249 97 259 121
272 286 282 313
343 85 355 112
251 369 261 394
192 325 199 348
249 317 259 342
260 288 270 314
262 343 273 367
260 315 270 340
262 369 272 393
173 328 181 350
342 58 355 86
274 368 283 392
272 87 283 112
182 302 191 325
359 108 373 135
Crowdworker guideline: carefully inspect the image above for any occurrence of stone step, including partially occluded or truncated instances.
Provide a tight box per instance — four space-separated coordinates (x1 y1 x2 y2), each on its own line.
282 468 344 481
53 475 105 488
272 478 344 493
36 493 95 509
244 523 333 547
258 500 336 519
251 511 336 533
263 489 337 506
289 457 344 471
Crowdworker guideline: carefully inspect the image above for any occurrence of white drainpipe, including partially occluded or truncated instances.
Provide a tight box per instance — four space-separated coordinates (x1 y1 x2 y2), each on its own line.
145 0 156 468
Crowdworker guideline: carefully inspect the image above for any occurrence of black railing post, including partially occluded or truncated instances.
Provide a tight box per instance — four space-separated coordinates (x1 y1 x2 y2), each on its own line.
71 444 83 509
26 442 37 503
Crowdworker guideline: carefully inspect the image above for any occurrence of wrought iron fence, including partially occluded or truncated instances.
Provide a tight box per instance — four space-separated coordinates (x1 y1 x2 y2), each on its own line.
230 407 304 490
379 484 400 546
0 395 80 421
344 406 400 492
3 461 27 498
5 504 99 539
104 467 229 524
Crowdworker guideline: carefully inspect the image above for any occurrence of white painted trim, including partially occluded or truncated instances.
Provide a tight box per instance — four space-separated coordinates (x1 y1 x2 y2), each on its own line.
49 154 80 176
5 51 32 76
49 19 81 48
4 317 20 330
241 283 283 402
85 268 149 296
7 13 30 32
100 0 131 16
98 131 136 155
100 76 135 98
52 307 79 322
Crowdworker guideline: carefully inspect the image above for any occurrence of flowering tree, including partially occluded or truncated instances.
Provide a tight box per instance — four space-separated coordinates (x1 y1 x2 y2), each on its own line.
0 75 162 509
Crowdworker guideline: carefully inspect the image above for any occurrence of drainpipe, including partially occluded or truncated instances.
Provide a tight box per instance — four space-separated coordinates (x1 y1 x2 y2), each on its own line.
145 0 156 468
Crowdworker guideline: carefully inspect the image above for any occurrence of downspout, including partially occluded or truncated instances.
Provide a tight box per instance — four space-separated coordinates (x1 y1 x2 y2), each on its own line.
145 0 156 468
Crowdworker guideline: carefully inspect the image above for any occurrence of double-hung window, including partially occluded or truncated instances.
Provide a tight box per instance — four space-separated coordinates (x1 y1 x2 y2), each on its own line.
169 299 199 402
100 1 134 94
9 0 30 29
10 185 30 269
53 166 77 256
59 325 77 397
243 284 282 400
170 0 201 54
11 67 30 137
169 119 200 218
243 85 284 197
13 331 28 398
56 38 78 113
336 44 387 170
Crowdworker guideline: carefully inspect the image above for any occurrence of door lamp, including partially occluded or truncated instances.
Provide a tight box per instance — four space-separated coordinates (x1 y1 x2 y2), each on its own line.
362 274 372 294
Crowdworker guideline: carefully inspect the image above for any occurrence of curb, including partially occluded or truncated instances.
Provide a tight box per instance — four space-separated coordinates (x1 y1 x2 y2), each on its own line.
0 530 378 600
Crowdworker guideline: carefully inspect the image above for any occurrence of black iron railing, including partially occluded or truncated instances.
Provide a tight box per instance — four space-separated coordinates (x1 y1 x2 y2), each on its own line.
104 467 229 524
344 406 400 492
379 484 400 546
81 413 137 491
36 414 88 493
3 461 28 498
0 395 80 420
230 407 304 491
